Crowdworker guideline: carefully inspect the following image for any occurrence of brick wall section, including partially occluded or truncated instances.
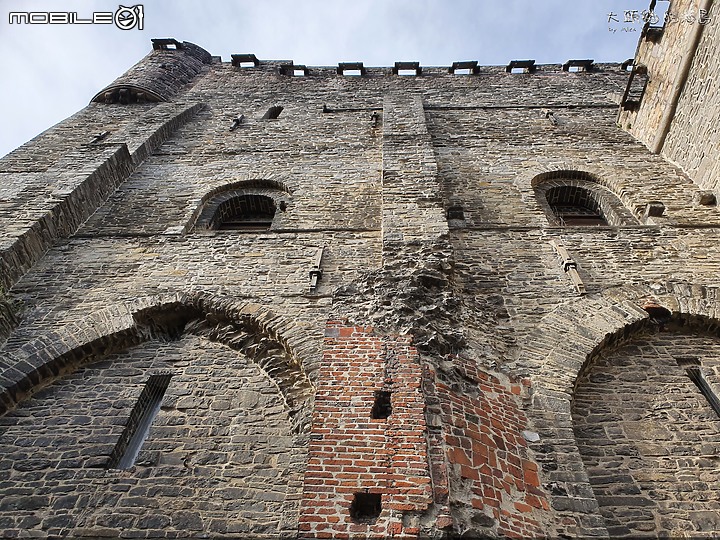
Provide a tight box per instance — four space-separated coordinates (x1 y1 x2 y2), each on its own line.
299 322 432 539
427 356 549 538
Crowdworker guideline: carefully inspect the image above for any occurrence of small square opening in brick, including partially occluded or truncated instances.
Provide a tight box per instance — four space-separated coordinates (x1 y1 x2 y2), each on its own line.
371 390 392 419
350 492 382 523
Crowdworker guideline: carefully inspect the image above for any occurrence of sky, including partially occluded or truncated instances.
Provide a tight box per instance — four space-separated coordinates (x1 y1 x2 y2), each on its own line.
0 0 651 158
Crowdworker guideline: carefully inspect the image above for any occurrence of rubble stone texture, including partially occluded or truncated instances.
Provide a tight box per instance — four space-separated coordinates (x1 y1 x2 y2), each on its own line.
2 2 720 535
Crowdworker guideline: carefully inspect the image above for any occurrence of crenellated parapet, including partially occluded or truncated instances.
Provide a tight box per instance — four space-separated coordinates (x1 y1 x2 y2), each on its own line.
91 39 212 104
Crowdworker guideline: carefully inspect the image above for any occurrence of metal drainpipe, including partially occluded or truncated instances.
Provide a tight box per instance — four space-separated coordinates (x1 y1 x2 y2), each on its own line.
651 0 713 154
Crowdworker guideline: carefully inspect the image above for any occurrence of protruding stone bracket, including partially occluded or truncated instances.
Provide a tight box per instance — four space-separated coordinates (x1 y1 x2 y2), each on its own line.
309 246 325 293
645 201 665 218
231 53 260 67
549 240 586 295
506 59 536 74
449 60 479 74
229 114 244 131
151 38 183 50
540 108 559 126
337 62 366 76
676 357 720 419
90 131 110 144
279 63 309 76
393 61 421 76
562 59 594 72
695 191 717 206
621 59 634 71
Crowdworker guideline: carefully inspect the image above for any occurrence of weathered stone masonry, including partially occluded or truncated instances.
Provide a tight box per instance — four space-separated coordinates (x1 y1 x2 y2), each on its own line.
4 5 720 535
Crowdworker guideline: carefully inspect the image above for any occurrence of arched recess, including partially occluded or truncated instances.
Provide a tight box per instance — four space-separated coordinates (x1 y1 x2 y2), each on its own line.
518 282 720 537
532 170 637 226
187 179 291 232
572 313 720 537
0 291 318 537
0 291 316 434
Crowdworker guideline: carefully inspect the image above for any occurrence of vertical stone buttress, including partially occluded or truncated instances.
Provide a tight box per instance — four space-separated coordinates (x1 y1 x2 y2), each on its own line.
380 94 448 246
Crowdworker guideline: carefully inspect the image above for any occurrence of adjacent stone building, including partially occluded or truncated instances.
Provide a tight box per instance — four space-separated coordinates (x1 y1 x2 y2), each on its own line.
2 1 720 537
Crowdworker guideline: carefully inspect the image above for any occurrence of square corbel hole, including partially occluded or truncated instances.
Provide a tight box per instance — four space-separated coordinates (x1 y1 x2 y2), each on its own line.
350 493 382 523
371 390 392 419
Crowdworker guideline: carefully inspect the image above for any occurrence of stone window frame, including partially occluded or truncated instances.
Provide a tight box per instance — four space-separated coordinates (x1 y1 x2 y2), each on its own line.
533 170 637 227
191 180 290 233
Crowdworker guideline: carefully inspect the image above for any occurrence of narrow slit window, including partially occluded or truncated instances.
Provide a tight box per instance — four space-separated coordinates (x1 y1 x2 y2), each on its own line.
107 373 172 469
261 106 283 120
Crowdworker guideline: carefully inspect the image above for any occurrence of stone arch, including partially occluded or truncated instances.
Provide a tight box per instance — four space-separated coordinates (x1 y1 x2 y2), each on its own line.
519 282 720 537
0 291 317 434
185 179 292 232
572 312 720 537
513 163 643 224
531 170 637 226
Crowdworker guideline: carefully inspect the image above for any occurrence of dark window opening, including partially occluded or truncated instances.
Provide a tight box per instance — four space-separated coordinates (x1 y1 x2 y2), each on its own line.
547 186 608 226
212 194 277 230
350 493 382 523
261 106 283 120
107 373 172 469
447 206 465 220
371 390 392 419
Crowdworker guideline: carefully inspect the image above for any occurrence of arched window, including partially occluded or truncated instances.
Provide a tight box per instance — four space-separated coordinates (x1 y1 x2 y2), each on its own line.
209 194 276 230
546 186 608 226
189 180 290 233
532 170 636 227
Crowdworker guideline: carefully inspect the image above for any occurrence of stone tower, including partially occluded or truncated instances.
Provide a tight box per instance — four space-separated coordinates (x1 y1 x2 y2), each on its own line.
2 1 720 537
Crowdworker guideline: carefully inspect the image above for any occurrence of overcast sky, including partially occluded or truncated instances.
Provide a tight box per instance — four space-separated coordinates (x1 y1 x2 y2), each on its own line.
0 0 650 158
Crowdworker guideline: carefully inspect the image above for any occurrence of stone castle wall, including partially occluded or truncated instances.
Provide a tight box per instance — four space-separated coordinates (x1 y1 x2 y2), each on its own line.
1 39 720 538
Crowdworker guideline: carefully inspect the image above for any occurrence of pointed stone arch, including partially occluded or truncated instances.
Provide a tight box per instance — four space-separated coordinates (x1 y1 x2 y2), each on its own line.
0 291 317 433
